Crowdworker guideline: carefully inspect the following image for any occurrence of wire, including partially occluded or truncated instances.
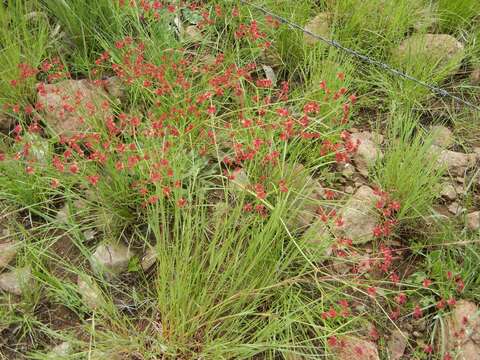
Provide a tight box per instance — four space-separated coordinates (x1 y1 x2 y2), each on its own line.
240 0 480 112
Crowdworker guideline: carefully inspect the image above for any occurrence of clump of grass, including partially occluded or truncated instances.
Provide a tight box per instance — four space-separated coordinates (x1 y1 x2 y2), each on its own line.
374 109 444 223
0 0 50 106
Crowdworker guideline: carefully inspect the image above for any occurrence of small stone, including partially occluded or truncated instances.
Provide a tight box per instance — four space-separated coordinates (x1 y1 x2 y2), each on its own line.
466 211 480 231
0 267 32 295
334 186 381 244
230 168 250 192
37 79 111 137
0 240 18 270
104 76 125 100
448 202 465 215
470 68 480 86
77 276 103 310
261 65 277 86
442 300 480 360
394 34 464 74
387 329 408 360
332 336 379 360
431 145 476 177
90 243 134 279
141 246 157 271
184 25 202 42
0 113 14 131
344 185 354 194
339 163 355 178
304 13 331 45
48 342 73 358
440 183 457 201
431 125 453 149
350 132 383 177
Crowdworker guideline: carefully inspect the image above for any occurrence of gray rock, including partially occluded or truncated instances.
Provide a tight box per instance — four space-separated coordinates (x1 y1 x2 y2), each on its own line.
394 34 464 73
184 25 202 42
334 186 380 244
466 211 480 231
387 329 408 360
77 276 103 310
37 79 110 137
431 145 476 177
141 246 157 271
90 243 133 278
440 183 457 201
304 13 331 45
448 202 465 215
104 76 125 100
0 267 32 295
48 341 73 358
332 336 379 360
350 132 383 177
470 68 480 86
442 300 480 360
339 163 355 178
230 168 250 192
431 125 453 149
0 240 18 270
0 113 13 131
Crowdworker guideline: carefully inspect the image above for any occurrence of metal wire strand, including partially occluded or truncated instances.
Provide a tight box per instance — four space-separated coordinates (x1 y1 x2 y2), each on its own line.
240 0 480 112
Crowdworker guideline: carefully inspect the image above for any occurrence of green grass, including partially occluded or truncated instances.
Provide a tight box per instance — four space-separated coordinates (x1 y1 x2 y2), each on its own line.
0 0 479 359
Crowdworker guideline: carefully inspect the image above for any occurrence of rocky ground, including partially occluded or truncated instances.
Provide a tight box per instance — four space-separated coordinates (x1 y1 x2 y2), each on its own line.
0 1 480 359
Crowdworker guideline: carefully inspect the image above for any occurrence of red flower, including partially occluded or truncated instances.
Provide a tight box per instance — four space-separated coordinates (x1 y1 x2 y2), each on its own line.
367 286 377 297
422 278 432 288
69 163 79 174
177 198 187 208
413 305 422 319
51 179 60 188
87 175 100 186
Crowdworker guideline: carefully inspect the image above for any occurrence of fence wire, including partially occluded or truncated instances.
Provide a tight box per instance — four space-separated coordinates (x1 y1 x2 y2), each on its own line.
240 0 480 112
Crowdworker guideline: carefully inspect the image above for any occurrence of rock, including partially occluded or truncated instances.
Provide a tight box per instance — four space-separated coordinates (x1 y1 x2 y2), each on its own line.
470 68 480 86
37 79 110 137
339 163 355 178
394 34 464 73
141 246 157 271
431 125 453 149
345 185 355 194
230 168 250 192
0 113 14 131
12 133 50 163
77 276 104 310
48 341 73 358
90 243 133 279
184 25 202 42
0 267 32 295
332 336 379 360
448 202 465 215
304 13 331 45
302 220 331 247
473 147 480 161
350 132 383 177
387 329 408 360
334 186 380 244
431 145 476 177
104 76 125 100
442 300 480 360
466 211 480 231
290 181 325 230
262 65 277 86
440 183 457 201
0 240 18 270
